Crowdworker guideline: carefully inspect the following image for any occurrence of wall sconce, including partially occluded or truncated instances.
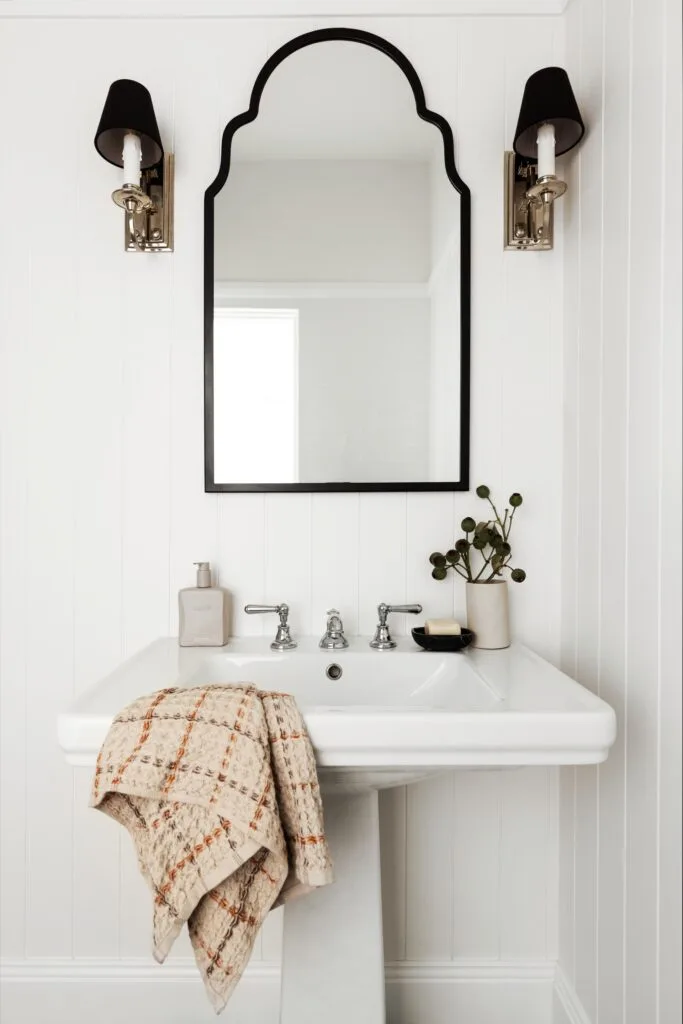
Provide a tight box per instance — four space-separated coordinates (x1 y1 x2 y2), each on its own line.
94 79 174 253
504 67 584 251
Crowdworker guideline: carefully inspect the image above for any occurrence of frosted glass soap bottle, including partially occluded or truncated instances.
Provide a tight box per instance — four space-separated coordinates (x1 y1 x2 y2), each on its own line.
178 562 231 647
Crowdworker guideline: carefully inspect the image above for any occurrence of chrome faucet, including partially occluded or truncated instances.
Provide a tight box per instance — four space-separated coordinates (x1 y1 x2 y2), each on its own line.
319 609 349 650
370 602 422 650
244 603 297 651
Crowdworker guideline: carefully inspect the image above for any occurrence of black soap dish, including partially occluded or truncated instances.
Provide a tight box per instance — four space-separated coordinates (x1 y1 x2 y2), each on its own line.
411 626 474 653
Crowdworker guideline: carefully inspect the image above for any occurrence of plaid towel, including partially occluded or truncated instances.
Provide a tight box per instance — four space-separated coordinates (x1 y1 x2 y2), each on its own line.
91 684 333 1013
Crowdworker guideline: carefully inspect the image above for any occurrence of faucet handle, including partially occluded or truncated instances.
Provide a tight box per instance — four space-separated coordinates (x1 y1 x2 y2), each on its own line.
326 608 343 628
245 603 284 616
244 603 296 651
376 602 422 625
371 602 422 650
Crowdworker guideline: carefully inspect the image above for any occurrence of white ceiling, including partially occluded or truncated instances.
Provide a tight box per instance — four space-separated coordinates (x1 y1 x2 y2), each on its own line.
232 39 441 160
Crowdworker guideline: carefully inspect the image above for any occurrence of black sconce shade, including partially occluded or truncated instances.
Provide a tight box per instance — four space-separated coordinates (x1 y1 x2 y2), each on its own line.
513 67 584 158
94 79 163 169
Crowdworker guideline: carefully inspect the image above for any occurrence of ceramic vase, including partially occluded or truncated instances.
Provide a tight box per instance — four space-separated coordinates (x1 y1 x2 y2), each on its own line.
465 580 510 650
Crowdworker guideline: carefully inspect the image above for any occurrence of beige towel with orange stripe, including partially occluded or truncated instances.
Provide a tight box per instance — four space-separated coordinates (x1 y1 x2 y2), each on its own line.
91 684 333 1013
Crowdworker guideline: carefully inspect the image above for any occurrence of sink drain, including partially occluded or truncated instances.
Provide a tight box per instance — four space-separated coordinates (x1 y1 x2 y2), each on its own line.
325 663 343 681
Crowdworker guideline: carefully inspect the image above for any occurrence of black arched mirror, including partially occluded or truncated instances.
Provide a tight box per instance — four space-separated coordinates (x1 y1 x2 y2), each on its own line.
204 28 471 492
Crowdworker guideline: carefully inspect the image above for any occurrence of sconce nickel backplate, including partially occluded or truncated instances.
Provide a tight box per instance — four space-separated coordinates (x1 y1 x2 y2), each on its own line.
116 153 174 253
504 151 555 252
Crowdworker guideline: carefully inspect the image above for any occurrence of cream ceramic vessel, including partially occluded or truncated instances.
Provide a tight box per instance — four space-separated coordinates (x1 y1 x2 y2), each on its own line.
466 579 511 649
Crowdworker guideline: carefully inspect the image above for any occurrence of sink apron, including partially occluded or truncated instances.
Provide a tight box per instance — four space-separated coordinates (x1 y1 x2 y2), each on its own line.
280 790 385 1023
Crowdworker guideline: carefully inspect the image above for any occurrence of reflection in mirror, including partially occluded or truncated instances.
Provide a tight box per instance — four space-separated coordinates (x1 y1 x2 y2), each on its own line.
206 31 470 491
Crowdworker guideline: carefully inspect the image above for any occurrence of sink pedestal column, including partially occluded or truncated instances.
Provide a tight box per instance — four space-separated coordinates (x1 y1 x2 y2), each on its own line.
279 789 385 1024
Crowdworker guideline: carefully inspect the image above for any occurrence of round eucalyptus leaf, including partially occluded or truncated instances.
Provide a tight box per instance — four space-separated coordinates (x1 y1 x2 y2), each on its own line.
446 549 460 564
455 538 470 554
476 485 490 499
461 516 476 533
429 552 447 568
472 534 487 550
432 566 448 581
500 541 512 556
509 493 523 507
511 568 527 583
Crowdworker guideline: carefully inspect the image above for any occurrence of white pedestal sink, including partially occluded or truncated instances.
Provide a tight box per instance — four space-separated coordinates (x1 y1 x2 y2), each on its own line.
58 637 616 1024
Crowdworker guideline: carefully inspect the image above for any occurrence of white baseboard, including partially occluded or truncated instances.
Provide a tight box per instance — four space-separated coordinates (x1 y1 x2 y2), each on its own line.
386 958 555 1024
1 957 556 1024
553 966 593 1024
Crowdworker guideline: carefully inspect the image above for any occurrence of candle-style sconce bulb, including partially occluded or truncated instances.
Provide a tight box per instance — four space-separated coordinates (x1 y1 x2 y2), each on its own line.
94 79 174 253
504 66 584 251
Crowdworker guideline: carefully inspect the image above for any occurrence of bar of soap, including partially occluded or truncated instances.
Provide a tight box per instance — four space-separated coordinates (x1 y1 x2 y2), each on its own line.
424 618 462 636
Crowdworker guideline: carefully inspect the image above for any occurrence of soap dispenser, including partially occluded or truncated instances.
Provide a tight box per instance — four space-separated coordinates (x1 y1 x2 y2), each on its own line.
178 562 231 647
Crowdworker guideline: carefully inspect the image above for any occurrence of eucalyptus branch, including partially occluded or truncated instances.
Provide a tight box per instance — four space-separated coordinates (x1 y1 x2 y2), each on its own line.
473 548 496 582
428 486 526 587
485 556 512 583
486 496 506 534
473 561 491 583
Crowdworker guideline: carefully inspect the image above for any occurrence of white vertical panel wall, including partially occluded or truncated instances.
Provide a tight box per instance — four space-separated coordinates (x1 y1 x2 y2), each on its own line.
559 0 682 1022
0 6 566 1016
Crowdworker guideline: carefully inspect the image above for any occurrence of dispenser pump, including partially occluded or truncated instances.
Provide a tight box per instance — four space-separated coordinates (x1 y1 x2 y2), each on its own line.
194 562 211 588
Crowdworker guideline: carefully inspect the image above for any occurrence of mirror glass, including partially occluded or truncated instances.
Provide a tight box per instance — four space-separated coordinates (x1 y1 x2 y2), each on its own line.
206 34 469 491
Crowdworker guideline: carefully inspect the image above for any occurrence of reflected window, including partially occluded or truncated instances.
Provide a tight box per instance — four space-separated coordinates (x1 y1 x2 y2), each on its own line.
213 308 299 483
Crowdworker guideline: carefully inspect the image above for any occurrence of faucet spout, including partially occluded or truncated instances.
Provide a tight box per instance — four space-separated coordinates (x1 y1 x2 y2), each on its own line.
319 609 349 650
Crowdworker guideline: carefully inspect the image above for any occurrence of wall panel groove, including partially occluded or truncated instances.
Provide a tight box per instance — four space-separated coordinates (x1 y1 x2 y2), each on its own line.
561 0 682 1021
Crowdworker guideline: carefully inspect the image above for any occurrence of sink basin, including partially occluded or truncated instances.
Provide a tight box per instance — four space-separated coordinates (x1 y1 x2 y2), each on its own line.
58 636 616 785
57 635 616 1024
185 645 499 711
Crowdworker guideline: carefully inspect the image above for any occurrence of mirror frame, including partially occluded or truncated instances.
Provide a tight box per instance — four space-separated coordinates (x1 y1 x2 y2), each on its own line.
204 27 471 493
